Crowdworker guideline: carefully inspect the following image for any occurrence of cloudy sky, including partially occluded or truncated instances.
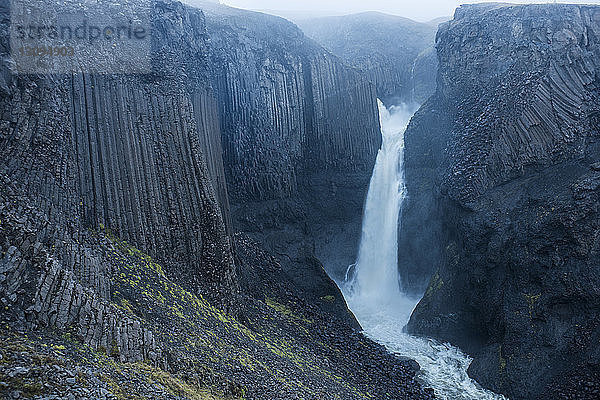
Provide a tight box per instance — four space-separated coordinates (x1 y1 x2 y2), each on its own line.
221 0 600 22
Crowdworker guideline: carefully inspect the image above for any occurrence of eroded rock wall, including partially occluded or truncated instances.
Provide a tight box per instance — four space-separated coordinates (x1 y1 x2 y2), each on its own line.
0 0 237 309
204 4 380 203
404 4 600 399
200 3 381 320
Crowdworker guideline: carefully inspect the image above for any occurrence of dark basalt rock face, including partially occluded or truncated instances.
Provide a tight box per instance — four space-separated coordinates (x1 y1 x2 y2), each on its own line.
1 1 438 398
397 97 450 295
0 0 237 305
297 12 439 105
404 4 600 399
199 2 381 324
0 0 238 370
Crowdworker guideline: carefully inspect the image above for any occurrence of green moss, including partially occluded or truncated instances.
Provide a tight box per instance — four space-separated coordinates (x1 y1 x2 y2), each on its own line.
498 345 506 374
110 339 120 359
265 298 313 324
0 329 238 400
133 362 226 400
94 226 372 399
523 293 541 319
22 382 43 396
424 271 444 299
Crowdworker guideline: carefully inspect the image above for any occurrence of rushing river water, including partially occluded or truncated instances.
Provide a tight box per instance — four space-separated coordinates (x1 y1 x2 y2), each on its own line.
342 101 507 400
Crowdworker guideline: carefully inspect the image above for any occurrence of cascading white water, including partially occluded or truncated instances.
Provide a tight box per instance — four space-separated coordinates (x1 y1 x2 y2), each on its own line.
343 101 507 400
345 100 409 306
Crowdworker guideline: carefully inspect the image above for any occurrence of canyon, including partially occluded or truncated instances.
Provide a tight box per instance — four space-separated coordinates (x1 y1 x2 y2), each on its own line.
0 1 432 399
1 1 599 400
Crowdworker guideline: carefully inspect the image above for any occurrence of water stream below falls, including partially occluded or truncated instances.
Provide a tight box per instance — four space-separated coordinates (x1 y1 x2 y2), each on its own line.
342 101 507 400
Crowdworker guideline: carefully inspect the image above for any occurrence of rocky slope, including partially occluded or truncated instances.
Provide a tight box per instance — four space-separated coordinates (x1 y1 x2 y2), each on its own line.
403 4 600 399
297 12 439 105
0 0 435 399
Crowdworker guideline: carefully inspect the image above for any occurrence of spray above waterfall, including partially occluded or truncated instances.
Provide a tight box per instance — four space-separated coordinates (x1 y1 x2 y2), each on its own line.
341 100 507 400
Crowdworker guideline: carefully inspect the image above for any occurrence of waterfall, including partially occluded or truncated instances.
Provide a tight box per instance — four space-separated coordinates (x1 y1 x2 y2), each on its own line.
342 101 508 400
345 100 410 305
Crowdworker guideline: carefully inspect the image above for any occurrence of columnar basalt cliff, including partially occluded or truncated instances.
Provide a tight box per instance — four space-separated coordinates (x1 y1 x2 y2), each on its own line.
298 12 439 106
0 0 236 381
205 4 381 202
200 2 381 318
0 1 436 398
403 4 600 399
0 0 236 306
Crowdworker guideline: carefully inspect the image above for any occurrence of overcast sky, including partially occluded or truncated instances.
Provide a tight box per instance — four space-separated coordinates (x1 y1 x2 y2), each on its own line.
221 0 600 22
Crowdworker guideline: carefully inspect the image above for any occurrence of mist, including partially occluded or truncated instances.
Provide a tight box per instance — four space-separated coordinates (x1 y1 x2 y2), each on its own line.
222 0 600 22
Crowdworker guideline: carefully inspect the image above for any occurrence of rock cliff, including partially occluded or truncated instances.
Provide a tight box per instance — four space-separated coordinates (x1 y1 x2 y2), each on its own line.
0 0 236 306
199 2 381 321
298 12 439 105
0 0 435 398
403 4 600 399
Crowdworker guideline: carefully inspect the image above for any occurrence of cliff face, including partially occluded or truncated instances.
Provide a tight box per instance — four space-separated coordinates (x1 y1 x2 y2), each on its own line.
199 2 381 320
0 0 239 373
0 0 236 306
403 4 600 399
0 1 437 399
298 12 439 105
205 5 380 203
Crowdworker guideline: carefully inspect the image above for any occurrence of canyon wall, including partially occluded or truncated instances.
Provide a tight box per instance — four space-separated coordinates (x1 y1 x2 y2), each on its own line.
200 2 381 319
0 0 239 368
298 12 439 106
0 0 385 352
0 0 382 345
404 4 600 399
0 0 237 303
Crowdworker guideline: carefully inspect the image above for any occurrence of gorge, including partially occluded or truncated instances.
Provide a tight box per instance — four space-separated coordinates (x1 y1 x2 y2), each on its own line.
344 101 505 400
1 1 600 400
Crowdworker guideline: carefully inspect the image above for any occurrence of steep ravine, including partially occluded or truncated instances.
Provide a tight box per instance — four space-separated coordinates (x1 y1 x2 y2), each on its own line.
295 11 441 288
404 4 600 399
298 12 439 106
344 101 506 400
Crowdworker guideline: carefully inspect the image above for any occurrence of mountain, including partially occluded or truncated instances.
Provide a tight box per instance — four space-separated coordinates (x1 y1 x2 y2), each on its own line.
402 3 600 399
297 12 438 105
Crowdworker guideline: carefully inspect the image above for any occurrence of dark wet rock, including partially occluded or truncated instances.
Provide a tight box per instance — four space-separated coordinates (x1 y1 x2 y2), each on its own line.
404 3 600 399
200 1 381 322
0 0 237 304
